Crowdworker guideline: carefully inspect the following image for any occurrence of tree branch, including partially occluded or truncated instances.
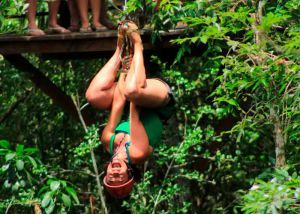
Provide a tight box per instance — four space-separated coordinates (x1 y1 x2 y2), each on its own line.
73 93 108 214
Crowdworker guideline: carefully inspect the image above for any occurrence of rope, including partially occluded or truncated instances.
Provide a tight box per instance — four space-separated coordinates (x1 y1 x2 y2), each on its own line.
118 20 134 74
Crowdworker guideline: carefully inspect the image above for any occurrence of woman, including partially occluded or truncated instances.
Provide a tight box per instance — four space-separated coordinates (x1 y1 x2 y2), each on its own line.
86 21 175 198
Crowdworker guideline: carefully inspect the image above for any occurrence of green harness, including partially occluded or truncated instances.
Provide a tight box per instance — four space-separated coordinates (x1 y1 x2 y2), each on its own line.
109 110 163 163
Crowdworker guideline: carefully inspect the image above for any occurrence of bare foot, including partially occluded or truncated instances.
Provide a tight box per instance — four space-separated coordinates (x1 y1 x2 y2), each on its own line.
27 28 45 36
117 27 125 48
68 25 80 32
93 24 108 32
121 21 141 44
48 25 71 34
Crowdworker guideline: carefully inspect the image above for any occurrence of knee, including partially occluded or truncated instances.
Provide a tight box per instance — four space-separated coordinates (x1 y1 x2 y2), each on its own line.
85 88 103 106
85 88 113 109
85 89 95 104
124 86 141 102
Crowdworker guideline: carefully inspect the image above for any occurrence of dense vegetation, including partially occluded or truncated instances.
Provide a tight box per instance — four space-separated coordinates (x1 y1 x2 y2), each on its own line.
0 0 300 213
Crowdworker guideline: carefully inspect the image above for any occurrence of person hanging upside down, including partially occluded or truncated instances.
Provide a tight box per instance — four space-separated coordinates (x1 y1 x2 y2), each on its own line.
85 21 175 198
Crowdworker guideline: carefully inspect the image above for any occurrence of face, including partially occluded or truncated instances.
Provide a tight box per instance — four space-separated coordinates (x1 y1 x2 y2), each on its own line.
106 158 129 186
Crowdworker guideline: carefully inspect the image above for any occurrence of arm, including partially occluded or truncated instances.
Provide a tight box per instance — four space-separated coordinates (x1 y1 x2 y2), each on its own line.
101 73 126 152
128 102 153 164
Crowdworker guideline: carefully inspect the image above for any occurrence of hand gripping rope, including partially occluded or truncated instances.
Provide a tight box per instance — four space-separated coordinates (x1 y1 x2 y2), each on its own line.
118 0 134 74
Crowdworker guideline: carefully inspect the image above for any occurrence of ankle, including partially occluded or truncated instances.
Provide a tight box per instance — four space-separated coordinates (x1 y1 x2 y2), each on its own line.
49 23 59 28
81 21 89 29
28 23 39 29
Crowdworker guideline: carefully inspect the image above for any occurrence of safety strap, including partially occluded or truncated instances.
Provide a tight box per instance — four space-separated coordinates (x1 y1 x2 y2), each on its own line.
109 133 132 164
125 141 132 164
109 133 116 155
125 141 132 165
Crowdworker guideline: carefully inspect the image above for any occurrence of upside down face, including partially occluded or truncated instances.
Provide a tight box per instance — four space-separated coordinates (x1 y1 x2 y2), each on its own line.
106 158 129 186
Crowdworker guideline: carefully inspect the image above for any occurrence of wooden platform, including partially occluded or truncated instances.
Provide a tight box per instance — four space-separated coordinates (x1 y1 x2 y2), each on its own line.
1 28 188 124
0 29 183 55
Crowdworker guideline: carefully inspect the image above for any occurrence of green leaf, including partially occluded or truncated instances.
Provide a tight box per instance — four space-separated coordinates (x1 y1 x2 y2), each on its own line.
227 99 239 107
24 147 38 155
16 159 24 171
45 201 55 214
4 180 11 188
5 153 16 161
60 180 67 188
16 144 24 155
66 187 79 204
278 82 287 94
1 164 10 172
26 156 37 168
0 140 10 149
12 181 20 191
41 192 51 208
62 193 71 207
50 181 60 191
0 148 8 155
261 77 269 88
215 97 239 107
38 186 49 196
200 35 208 43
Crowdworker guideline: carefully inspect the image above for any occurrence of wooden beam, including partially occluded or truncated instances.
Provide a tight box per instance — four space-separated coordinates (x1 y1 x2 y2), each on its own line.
3 54 94 125
0 29 182 55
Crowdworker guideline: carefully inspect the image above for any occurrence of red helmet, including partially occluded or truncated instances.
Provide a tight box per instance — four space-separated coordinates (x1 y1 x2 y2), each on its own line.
103 176 135 198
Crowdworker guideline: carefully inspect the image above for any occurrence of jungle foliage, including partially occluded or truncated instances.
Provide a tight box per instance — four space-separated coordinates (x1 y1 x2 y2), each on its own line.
0 0 300 213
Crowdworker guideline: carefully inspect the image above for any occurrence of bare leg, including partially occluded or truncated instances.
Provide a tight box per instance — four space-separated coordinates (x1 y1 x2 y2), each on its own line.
26 0 45 36
67 0 80 31
48 0 71 33
123 23 169 108
85 43 122 109
90 0 105 29
76 0 90 30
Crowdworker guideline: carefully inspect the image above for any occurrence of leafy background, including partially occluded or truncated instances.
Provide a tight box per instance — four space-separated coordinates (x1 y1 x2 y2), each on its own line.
0 0 300 213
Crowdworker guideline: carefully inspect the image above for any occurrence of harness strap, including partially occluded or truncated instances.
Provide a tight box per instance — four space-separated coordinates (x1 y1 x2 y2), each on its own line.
109 133 132 164
109 133 116 155
125 141 132 165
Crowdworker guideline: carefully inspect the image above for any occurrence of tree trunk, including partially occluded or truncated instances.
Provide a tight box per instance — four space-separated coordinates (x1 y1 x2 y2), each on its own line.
253 0 286 167
270 108 286 167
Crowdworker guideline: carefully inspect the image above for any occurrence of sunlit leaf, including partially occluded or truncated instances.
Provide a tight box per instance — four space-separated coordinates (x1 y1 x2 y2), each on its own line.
41 192 51 208
62 194 71 207
16 159 24 171
5 153 16 161
50 181 60 191
0 140 10 149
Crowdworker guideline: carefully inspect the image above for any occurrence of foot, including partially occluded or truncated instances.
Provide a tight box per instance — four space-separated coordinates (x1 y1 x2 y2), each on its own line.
68 25 80 32
48 25 71 34
117 22 125 47
79 27 92 33
27 28 45 36
121 21 142 44
93 24 108 32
